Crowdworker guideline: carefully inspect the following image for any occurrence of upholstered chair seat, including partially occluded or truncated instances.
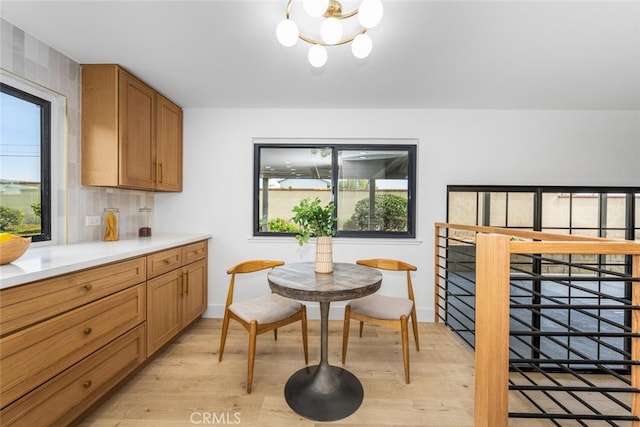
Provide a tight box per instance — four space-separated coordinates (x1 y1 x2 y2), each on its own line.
229 293 304 325
218 260 308 393
342 258 419 384
347 294 414 320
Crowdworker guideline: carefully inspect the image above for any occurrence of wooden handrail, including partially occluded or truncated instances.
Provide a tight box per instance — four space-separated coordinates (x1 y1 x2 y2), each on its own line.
510 240 640 255
435 222 628 242
434 223 640 427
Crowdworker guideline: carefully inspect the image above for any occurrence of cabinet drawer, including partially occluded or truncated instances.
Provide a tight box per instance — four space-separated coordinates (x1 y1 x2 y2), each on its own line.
0 284 145 407
0 257 145 336
183 240 207 264
0 324 146 426
147 247 182 279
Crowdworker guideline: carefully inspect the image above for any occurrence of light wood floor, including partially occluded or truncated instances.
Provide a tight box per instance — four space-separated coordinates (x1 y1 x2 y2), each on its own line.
79 318 543 426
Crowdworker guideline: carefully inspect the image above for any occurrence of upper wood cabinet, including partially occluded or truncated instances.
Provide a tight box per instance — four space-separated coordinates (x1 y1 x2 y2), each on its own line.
81 64 183 192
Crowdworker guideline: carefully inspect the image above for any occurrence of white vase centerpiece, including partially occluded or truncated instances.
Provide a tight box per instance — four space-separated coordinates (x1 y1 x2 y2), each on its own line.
291 197 337 273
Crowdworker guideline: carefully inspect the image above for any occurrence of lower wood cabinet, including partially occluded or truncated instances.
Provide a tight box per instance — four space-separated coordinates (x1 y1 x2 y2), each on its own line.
147 243 207 356
0 325 146 426
182 258 207 325
0 239 209 425
1 284 145 407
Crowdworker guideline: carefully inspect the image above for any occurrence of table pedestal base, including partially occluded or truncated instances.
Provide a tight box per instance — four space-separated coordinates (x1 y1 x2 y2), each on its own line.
284 363 364 421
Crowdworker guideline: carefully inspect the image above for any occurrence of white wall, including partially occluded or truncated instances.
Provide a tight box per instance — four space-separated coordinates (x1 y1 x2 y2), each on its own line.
155 108 640 321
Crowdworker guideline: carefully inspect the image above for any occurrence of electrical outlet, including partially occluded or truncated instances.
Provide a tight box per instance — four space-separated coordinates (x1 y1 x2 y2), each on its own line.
85 216 101 226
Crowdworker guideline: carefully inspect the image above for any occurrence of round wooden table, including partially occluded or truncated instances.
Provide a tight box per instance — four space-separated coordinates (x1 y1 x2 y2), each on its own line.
267 262 382 421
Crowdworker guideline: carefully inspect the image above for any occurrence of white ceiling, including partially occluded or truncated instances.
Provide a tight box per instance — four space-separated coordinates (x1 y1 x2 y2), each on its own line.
1 0 639 110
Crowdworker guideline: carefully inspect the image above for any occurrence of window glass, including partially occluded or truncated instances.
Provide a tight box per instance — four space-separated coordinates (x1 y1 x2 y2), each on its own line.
571 193 599 230
254 142 416 238
338 149 410 233
257 146 332 233
488 192 507 227
605 193 626 229
448 192 477 225
542 192 569 229
0 83 50 241
506 192 535 228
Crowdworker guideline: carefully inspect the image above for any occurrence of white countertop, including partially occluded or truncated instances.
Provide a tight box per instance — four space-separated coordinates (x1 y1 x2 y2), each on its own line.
0 233 212 289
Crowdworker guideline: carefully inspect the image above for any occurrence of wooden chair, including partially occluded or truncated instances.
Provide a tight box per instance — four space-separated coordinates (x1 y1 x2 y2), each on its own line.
341 258 419 384
218 260 308 393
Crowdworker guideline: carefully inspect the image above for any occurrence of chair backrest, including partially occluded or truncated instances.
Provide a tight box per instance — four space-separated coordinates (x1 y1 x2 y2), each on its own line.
227 260 284 275
356 258 416 272
356 258 417 302
224 260 285 309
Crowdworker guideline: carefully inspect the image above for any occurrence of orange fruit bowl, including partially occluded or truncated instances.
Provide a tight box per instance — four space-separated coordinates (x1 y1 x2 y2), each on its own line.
0 234 32 265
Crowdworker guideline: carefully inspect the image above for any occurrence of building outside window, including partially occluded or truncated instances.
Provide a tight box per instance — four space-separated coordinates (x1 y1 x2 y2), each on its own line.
0 83 51 242
254 140 416 239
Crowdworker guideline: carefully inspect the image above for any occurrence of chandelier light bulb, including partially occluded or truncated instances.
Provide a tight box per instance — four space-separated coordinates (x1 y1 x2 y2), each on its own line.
308 44 328 67
358 0 384 29
303 0 329 18
351 33 373 59
320 17 343 45
276 19 299 47
275 0 384 66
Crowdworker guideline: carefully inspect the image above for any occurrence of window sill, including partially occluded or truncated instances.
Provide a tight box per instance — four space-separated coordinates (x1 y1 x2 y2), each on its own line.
247 236 423 245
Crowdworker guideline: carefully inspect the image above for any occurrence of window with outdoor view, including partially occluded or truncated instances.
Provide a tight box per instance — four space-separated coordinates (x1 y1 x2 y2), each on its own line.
0 83 51 242
446 185 639 373
254 141 416 239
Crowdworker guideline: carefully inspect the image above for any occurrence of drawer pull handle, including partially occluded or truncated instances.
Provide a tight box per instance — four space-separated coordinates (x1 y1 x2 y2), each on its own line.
84 283 93 290
83 380 92 388
163 259 170 265
83 327 92 335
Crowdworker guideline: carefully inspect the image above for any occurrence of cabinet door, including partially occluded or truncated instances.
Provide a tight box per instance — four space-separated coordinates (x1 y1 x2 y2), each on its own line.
156 95 183 192
181 259 207 326
147 270 181 356
119 70 156 189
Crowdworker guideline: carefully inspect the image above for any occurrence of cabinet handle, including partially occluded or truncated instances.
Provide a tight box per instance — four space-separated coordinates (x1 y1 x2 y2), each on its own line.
83 380 92 388
158 161 163 184
163 259 170 265
154 160 159 186
84 283 93 290
184 271 189 295
83 327 92 335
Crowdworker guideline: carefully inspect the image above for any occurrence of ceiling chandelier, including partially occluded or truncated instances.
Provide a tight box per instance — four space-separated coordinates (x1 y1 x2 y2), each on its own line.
276 0 384 68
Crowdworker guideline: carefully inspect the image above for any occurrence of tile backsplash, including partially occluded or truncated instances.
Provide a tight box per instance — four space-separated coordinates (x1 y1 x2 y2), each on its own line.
1 18 154 244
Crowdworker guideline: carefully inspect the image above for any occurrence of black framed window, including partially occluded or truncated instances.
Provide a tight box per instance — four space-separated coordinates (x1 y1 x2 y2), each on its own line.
254 142 416 239
447 185 639 372
0 83 51 242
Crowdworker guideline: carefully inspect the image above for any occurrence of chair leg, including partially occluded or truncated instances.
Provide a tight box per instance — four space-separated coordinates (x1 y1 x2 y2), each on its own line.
301 305 309 364
400 315 410 384
342 305 351 364
410 305 420 351
218 309 230 361
247 321 258 394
